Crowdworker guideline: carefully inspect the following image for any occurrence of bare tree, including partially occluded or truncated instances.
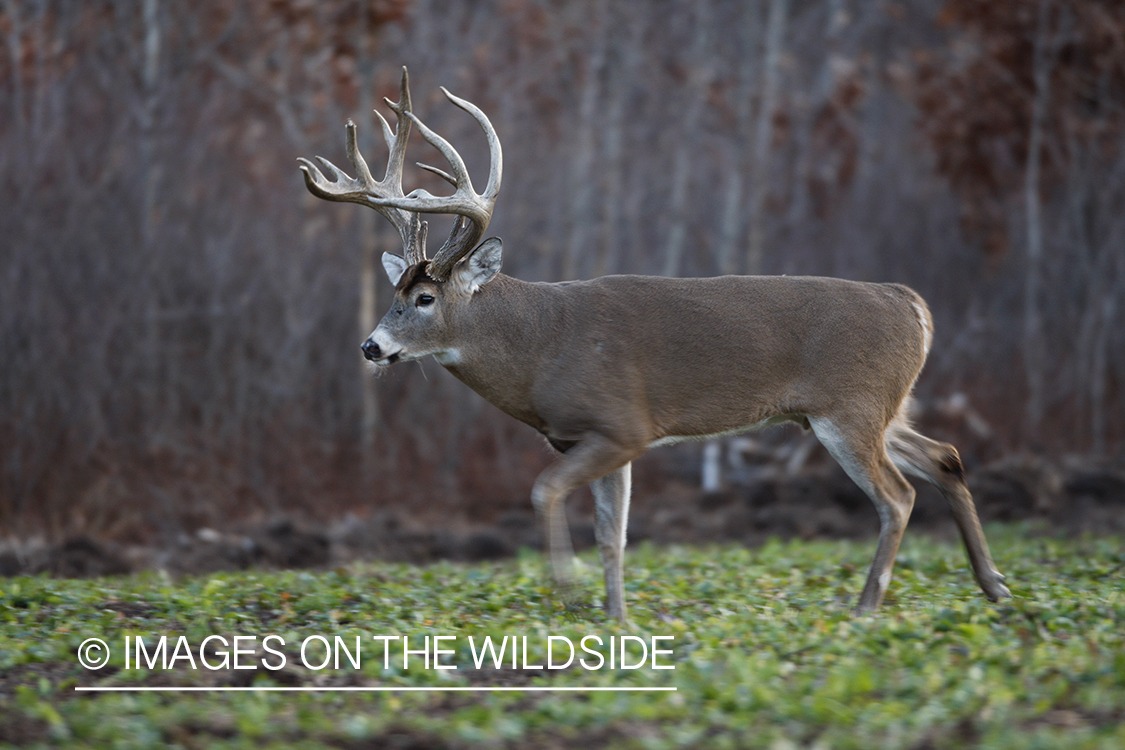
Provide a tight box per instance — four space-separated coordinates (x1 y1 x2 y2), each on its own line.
661 2 713 278
1022 0 1053 435
715 14 759 277
562 0 608 280
746 0 788 276
355 2 384 460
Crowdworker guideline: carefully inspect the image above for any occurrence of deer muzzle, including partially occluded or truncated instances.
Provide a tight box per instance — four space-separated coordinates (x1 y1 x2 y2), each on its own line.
361 337 400 365
361 339 382 361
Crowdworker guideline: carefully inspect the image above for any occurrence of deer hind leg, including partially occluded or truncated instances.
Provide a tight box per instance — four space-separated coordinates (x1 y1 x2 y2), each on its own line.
590 463 632 622
810 416 916 612
884 419 1012 602
531 434 639 612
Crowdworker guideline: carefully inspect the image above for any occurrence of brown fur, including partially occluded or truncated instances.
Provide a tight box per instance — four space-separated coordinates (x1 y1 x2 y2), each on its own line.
371 260 1012 619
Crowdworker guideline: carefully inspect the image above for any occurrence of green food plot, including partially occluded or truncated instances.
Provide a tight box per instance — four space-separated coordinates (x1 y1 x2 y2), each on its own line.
2 525 1123 749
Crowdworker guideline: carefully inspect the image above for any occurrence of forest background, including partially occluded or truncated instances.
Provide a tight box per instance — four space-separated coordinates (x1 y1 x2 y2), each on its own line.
2 0 1123 547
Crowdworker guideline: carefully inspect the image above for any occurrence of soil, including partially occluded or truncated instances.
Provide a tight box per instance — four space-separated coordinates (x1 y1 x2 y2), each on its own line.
2 454 1122 579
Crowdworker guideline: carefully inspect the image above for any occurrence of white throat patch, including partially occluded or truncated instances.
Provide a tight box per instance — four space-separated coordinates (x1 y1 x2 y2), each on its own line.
433 348 462 365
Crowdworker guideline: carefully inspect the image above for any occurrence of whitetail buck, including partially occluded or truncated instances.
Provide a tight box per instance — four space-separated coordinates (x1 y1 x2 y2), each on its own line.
299 69 1011 620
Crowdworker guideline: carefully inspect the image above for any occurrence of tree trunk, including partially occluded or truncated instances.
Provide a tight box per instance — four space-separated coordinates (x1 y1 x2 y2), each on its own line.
356 4 380 459
140 0 164 438
716 17 760 276
746 0 787 276
594 3 642 278
1023 0 1052 437
661 3 712 278
564 0 607 281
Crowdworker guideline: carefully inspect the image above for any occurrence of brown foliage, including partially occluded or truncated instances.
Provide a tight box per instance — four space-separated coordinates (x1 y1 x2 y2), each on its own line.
908 0 1125 257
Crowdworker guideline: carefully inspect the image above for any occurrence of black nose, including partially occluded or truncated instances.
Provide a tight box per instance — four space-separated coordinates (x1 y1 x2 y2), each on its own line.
361 339 382 361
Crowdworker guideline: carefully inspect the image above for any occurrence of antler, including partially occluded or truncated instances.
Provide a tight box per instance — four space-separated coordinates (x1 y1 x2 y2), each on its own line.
297 67 503 281
298 67 428 265
380 87 502 280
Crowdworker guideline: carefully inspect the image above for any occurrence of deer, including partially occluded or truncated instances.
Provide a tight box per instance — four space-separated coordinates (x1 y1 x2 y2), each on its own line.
298 68 1012 621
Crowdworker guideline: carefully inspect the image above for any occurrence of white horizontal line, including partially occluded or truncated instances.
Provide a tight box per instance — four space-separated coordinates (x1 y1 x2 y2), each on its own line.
75 686 676 692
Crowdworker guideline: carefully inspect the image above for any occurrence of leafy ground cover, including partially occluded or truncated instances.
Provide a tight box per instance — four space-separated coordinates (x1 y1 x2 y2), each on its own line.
1 524 1124 749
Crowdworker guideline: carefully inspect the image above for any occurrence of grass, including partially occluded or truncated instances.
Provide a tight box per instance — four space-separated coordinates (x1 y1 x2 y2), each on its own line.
2 525 1124 749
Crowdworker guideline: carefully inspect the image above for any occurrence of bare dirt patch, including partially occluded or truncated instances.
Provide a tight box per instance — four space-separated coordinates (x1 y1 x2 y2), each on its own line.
3 456 1122 579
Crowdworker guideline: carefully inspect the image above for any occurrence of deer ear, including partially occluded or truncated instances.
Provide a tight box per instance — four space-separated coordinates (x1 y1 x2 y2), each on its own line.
382 252 408 286
454 237 502 293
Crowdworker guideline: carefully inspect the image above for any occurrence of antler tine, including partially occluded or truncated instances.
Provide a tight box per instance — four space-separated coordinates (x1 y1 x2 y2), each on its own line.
418 162 457 187
439 87 502 201
297 67 428 266
343 119 376 187
362 86 503 281
380 67 413 191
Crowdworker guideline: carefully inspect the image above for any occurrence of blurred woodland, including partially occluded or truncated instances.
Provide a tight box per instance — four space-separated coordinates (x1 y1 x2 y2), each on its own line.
2 0 1124 544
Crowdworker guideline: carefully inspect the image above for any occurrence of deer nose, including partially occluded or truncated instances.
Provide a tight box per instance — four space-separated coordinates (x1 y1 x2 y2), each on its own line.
361 339 382 361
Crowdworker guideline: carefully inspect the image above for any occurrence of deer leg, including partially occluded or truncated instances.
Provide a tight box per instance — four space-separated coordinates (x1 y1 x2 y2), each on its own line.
810 417 915 613
884 422 1011 602
531 435 638 610
591 463 632 621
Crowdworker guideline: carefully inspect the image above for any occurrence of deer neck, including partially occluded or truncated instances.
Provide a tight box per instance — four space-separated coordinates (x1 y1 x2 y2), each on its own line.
437 274 558 430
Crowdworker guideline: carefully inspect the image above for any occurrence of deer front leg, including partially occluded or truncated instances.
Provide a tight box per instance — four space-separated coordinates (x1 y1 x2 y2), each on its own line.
591 463 632 621
531 435 639 617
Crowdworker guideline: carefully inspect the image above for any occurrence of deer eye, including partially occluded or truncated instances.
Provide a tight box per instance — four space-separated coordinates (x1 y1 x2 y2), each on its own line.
416 294 435 307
